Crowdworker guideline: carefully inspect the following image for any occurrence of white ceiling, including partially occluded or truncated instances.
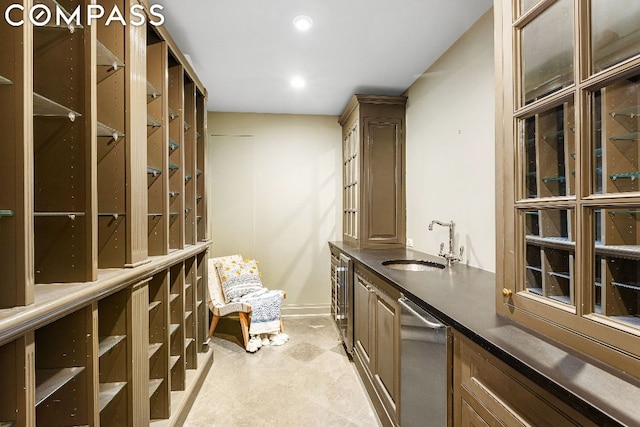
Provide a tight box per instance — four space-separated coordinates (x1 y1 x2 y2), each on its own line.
154 0 493 115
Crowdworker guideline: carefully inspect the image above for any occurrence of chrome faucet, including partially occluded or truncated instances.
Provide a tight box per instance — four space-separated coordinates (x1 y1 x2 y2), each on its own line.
428 220 464 265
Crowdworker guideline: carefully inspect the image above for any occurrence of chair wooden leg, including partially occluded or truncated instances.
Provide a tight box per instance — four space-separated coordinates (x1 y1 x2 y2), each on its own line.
238 312 250 348
208 315 220 337
280 317 284 333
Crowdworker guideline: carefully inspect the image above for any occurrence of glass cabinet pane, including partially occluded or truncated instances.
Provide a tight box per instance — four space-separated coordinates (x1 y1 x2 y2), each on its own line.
592 73 640 194
521 0 574 104
519 0 539 16
591 0 640 73
520 100 575 199
523 208 575 306
593 207 640 328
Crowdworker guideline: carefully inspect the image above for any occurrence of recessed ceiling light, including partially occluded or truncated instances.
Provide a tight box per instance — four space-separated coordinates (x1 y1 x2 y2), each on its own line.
291 76 306 89
293 15 313 31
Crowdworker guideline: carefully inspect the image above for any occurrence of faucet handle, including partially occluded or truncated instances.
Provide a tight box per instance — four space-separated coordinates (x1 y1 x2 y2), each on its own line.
439 242 445 256
460 246 464 258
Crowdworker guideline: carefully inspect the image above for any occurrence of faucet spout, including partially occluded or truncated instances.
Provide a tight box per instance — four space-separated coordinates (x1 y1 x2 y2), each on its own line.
428 219 463 265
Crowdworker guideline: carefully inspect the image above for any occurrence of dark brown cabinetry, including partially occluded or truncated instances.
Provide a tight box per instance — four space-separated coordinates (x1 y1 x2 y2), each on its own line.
453 332 595 427
0 1 211 425
496 0 640 380
339 95 406 249
353 265 400 426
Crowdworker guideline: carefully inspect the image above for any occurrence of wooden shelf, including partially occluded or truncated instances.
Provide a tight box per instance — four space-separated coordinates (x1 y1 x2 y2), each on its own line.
149 379 163 398
35 367 85 406
99 382 126 412
98 335 126 358
149 343 162 358
2 3 210 424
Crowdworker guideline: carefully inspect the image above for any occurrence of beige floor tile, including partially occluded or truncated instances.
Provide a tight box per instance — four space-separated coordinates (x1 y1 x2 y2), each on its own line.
183 315 381 427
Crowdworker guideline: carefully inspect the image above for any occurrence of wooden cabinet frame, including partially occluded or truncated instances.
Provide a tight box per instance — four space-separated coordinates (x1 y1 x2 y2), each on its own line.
339 95 407 249
0 1 212 424
495 0 640 378
353 265 401 426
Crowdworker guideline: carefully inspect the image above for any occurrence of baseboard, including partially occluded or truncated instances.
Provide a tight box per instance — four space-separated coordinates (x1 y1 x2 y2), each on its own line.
281 303 331 317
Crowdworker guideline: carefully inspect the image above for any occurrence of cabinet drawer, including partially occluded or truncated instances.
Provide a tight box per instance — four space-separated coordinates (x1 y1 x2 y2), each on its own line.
454 333 596 427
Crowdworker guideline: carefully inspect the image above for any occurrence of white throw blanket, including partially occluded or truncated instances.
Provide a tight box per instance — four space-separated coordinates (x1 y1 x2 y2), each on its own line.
238 288 285 335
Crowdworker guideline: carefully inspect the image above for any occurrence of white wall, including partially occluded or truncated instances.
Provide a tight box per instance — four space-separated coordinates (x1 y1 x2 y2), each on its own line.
207 112 342 314
404 9 496 272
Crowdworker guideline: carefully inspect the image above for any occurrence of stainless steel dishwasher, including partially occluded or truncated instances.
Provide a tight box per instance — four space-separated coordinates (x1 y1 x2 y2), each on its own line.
399 296 451 427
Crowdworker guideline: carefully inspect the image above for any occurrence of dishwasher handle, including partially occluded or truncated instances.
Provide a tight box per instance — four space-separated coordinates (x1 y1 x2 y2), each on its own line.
398 297 446 330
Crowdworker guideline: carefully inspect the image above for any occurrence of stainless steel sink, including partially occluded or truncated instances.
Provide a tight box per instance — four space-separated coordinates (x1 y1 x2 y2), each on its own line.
382 259 446 271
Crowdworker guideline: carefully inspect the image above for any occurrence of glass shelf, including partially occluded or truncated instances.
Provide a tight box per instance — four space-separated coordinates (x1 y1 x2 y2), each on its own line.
611 281 640 291
99 382 126 412
542 176 566 183
571 148 602 159
34 0 83 33
610 171 640 181
169 191 180 197
147 115 161 128
97 121 124 141
184 207 192 214
196 169 202 177
0 210 14 217
33 93 81 122
169 107 179 121
169 162 179 171
0 75 12 85
610 132 640 141
148 213 163 219
610 105 640 119
196 131 202 139
148 301 161 312
196 195 203 202
197 215 203 222
96 40 125 72
147 166 162 177
184 122 192 132
185 174 193 182
549 271 571 280
169 212 180 218
169 139 179 152
608 210 640 215
147 81 161 101
35 367 85 407
526 265 543 273
98 213 126 219
542 129 566 141
34 212 85 220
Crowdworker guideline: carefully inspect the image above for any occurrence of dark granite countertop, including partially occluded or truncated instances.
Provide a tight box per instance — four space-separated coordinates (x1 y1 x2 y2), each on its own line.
329 242 640 427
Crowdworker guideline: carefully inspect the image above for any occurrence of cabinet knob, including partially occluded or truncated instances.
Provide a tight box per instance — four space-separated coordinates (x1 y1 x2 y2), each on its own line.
502 288 513 297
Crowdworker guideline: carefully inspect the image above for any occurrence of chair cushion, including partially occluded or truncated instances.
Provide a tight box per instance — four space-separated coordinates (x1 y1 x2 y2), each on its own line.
208 254 243 308
215 258 264 301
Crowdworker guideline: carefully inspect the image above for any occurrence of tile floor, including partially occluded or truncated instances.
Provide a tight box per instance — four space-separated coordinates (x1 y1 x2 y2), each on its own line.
183 315 381 426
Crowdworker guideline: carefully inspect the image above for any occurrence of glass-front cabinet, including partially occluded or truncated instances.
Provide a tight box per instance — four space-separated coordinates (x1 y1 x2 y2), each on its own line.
497 0 640 378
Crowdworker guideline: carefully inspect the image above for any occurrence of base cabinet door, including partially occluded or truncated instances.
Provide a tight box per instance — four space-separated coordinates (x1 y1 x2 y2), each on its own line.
354 270 374 372
453 332 597 427
353 266 400 426
374 289 400 421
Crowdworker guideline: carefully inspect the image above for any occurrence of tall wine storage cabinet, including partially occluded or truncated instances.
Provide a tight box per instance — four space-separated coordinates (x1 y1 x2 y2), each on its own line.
0 2 212 425
339 95 407 249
